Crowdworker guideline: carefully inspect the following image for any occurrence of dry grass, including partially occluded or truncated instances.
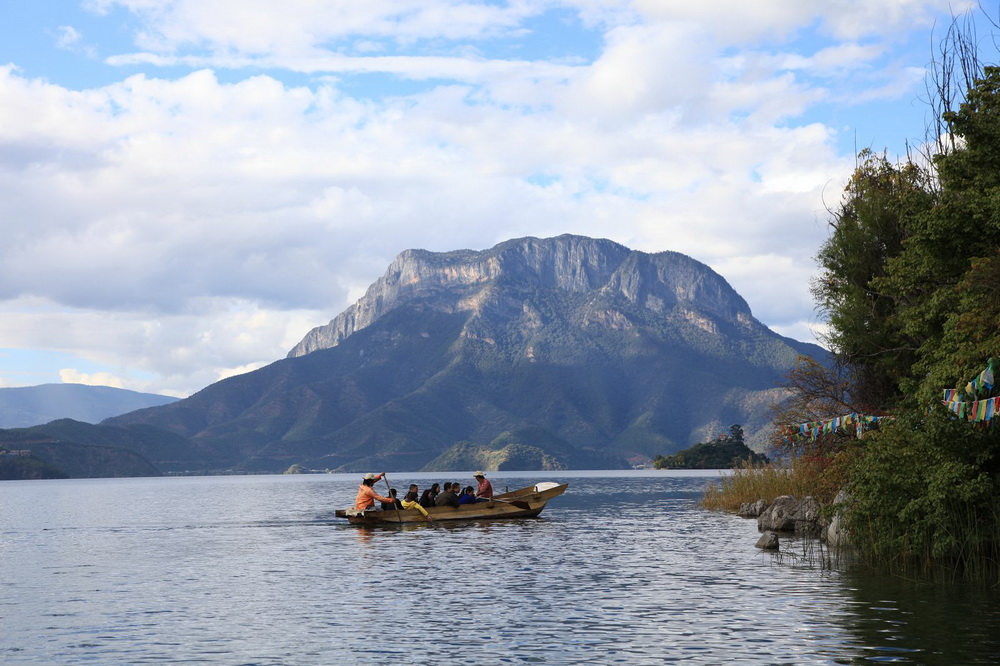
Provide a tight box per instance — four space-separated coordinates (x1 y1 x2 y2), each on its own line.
701 453 850 512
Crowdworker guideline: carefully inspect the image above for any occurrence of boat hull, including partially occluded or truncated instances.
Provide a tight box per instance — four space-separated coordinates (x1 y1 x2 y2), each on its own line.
335 482 568 525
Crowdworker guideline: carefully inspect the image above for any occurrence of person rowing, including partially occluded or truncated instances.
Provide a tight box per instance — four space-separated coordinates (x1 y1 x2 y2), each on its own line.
355 472 393 511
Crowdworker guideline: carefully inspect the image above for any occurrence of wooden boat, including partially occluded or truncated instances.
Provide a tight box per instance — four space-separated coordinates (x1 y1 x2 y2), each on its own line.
335 482 568 525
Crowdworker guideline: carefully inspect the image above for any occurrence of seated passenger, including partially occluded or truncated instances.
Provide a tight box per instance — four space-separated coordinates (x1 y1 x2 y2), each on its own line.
401 484 432 521
380 487 403 511
434 482 460 507
419 483 440 508
458 485 477 504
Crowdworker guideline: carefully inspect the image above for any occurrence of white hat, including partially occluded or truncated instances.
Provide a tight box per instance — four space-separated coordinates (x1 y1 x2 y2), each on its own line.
363 472 376 480
473 471 485 477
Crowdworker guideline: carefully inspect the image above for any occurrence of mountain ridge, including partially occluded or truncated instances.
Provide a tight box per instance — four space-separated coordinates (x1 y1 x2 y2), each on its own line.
0 383 179 429
288 234 758 358
106 235 824 473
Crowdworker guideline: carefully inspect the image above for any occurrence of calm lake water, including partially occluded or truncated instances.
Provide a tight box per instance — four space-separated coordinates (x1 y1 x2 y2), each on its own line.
2 470 998 664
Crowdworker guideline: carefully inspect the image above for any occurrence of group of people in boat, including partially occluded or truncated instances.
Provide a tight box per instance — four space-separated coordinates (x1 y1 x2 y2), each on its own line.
354 471 495 520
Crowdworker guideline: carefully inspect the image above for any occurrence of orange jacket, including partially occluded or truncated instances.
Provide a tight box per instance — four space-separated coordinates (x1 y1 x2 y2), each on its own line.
355 482 392 511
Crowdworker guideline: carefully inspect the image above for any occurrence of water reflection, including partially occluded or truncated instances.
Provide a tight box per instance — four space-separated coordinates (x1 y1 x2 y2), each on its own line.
352 526 377 546
834 569 1000 664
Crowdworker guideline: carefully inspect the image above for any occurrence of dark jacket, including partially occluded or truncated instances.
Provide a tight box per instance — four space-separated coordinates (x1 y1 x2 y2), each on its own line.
419 489 438 508
434 489 460 508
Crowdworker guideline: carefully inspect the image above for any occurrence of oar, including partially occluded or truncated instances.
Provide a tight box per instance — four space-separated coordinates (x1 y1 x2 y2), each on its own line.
382 473 404 523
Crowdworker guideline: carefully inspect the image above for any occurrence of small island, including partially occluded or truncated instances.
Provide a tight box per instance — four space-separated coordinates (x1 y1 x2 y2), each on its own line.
653 425 769 469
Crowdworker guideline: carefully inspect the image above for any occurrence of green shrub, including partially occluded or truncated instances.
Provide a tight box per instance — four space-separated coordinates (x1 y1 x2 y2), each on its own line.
845 408 1000 579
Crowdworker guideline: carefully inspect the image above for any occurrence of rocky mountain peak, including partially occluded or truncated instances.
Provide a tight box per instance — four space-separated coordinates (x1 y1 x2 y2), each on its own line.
288 234 755 358
106 234 823 473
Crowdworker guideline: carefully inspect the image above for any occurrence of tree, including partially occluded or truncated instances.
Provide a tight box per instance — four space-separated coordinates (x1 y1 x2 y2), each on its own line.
770 9 1000 575
842 66 1000 577
812 150 935 410
728 424 744 445
877 66 1000 401
768 355 857 459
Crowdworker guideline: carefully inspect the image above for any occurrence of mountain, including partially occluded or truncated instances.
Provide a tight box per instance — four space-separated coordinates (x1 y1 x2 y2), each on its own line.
0 454 68 481
107 235 825 473
0 420 165 478
0 384 179 429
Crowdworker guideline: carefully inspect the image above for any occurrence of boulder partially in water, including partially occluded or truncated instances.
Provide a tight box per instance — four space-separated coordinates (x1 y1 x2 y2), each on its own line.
755 531 779 550
756 495 822 536
822 488 851 548
740 491 852 550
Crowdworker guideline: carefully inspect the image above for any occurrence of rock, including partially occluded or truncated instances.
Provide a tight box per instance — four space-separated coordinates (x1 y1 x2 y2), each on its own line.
757 495 796 531
738 498 768 518
794 496 822 535
757 495 822 535
823 488 851 548
755 531 779 550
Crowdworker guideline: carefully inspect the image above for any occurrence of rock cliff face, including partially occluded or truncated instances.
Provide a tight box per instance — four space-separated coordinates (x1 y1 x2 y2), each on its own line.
108 234 824 473
289 235 756 358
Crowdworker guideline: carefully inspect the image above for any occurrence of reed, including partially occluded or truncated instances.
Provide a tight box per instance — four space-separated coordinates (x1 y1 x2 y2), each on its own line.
847 499 1000 584
701 453 850 512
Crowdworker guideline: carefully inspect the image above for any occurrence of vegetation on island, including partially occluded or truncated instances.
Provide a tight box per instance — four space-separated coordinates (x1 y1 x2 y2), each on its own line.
720 16 1000 580
654 425 769 469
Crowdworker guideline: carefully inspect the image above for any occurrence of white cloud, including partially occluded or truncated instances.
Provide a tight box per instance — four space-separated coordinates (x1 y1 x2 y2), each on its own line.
55 26 84 50
59 368 127 388
567 22 716 119
0 296 324 396
633 0 967 43
89 0 546 57
770 321 829 349
1 0 977 395
819 0 974 40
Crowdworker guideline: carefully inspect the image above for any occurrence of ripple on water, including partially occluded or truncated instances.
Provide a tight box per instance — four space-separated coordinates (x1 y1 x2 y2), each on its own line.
1 472 998 664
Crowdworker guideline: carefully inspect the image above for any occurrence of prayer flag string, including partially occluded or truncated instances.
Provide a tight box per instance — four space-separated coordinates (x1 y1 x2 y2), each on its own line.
947 357 997 401
781 413 890 444
784 358 997 444
940 358 999 423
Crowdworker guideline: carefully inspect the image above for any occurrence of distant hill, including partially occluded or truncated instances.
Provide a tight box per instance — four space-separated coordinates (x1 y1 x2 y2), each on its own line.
107 235 826 473
0 453 68 481
0 420 163 478
0 384 179 428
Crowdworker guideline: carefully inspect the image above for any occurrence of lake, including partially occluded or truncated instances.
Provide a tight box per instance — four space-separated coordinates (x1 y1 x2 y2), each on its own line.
2 470 997 664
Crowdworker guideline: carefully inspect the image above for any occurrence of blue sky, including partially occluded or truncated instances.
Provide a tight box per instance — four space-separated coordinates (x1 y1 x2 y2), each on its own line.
0 0 993 396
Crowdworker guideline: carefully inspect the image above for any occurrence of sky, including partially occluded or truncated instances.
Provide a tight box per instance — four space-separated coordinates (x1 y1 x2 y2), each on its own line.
0 0 991 398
